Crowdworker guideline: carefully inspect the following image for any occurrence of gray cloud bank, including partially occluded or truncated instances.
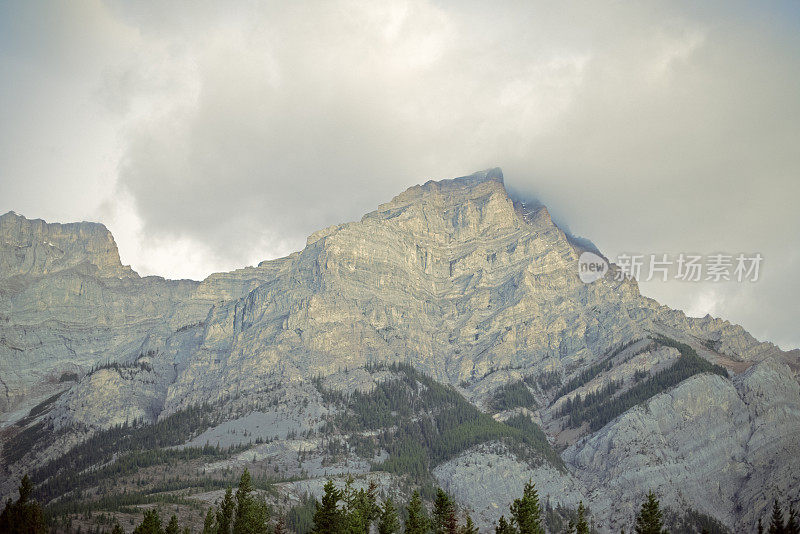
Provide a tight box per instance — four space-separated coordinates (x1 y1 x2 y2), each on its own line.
0 1 798 348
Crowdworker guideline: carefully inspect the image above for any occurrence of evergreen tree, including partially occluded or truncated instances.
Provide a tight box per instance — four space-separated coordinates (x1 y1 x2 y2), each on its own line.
495 515 515 534
509 480 544 534
634 492 666 534
461 514 478 534
575 501 589 534
203 508 216 534
770 500 786 534
786 505 799 534
759 518 764 534
344 479 379 534
111 522 125 534
165 515 180 534
217 488 236 534
405 490 429 534
433 489 455 534
234 469 270 534
0 475 46 534
379 498 400 534
312 480 344 534
444 508 459 534
133 509 164 534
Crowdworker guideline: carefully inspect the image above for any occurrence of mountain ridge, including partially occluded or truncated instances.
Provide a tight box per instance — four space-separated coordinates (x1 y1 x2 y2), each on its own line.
1 169 798 532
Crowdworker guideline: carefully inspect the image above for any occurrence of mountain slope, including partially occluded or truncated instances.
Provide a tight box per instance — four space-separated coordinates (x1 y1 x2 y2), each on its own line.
1 169 797 532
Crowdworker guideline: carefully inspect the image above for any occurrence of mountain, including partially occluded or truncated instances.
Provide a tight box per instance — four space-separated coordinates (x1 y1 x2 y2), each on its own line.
1 169 798 533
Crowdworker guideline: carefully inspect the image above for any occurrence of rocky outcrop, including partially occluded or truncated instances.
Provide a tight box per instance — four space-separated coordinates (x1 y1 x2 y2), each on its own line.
0 212 279 415
562 359 800 532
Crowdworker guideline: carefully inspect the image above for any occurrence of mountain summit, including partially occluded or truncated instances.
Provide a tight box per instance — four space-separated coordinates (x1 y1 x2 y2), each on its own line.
1 170 798 532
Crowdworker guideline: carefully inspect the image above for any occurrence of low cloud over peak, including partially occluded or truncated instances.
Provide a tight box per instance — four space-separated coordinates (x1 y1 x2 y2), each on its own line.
1 1 798 348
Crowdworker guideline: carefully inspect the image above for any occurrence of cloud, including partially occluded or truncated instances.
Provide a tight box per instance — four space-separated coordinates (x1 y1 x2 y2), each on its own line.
0 0 797 348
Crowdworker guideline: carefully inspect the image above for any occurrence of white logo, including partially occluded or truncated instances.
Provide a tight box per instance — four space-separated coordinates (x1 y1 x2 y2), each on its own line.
578 252 609 283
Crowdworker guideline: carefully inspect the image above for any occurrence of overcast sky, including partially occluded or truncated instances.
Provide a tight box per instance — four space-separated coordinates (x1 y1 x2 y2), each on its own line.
0 1 797 349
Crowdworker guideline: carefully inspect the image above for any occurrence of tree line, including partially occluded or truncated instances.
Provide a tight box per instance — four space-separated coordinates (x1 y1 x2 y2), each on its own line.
3 472 799 534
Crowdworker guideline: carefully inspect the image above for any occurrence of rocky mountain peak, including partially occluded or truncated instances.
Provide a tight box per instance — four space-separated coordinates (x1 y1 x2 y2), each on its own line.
0 211 133 279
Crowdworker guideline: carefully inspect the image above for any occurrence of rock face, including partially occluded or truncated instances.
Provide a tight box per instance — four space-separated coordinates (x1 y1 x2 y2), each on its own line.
1 169 798 532
562 359 800 531
0 212 279 415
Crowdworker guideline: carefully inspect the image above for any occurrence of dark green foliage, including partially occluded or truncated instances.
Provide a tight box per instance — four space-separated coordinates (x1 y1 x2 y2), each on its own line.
378 498 400 534
405 490 429 534
554 339 640 400
31 403 227 503
133 509 163 534
2 421 51 464
524 371 561 391
59 371 80 382
321 363 562 481
490 381 537 412
432 489 455 534
165 515 180 534
557 380 622 427
0 475 47 534
770 500 786 534
461 515 478 534
88 360 154 377
217 488 235 534
787 505 799 534
312 480 345 534
634 491 666 534
203 508 217 534
342 478 379 534
663 507 730 534
495 515 514 534
287 494 317 534
15 391 65 428
561 336 728 431
509 480 544 534
542 498 592 534
574 501 589 534
555 357 615 400
38 442 241 504
233 469 270 534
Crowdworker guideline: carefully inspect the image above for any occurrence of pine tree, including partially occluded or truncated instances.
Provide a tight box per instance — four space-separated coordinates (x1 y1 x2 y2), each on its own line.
312 480 344 534
786 505 799 534
405 490 429 534
433 489 455 534
760 518 765 534
509 480 544 534
379 498 400 534
165 515 180 534
344 479 379 534
0 474 47 534
234 469 270 534
111 523 125 534
218 488 235 534
203 508 216 534
770 500 786 534
575 501 589 534
634 492 666 534
133 509 164 534
461 514 478 534
495 515 515 534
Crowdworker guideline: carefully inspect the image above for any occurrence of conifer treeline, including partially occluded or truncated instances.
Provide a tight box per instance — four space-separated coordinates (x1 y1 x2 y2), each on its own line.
2 473 798 534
